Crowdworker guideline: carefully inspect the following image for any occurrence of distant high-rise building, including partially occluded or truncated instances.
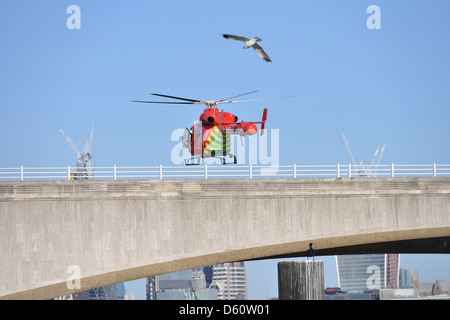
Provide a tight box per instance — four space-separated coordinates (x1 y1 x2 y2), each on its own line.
70 283 126 300
409 269 419 288
210 262 247 300
146 276 156 300
203 265 214 287
153 269 197 300
146 262 247 300
146 269 218 300
399 268 412 288
386 254 399 288
336 254 399 294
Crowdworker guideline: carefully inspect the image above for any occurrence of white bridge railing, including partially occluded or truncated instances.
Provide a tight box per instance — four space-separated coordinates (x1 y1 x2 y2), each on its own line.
0 164 450 181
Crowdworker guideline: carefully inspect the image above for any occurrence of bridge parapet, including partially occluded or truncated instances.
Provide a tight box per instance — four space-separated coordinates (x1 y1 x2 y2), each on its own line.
1 163 450 181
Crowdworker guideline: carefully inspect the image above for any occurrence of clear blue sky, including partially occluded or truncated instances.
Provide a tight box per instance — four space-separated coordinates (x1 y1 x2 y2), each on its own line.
1 1 449 299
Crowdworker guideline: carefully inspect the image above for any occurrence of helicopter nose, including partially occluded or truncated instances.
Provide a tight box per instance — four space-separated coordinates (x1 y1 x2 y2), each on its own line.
244 123 257 135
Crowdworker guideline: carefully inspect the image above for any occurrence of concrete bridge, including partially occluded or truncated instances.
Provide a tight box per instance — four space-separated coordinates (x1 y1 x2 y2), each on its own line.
0 177 449 299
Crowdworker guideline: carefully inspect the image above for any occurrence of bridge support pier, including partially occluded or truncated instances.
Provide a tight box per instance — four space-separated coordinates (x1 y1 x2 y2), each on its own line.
278 260 324 300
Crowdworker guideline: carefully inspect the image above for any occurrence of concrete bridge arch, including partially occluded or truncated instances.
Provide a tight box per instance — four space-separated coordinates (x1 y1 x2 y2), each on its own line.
0 177 449 299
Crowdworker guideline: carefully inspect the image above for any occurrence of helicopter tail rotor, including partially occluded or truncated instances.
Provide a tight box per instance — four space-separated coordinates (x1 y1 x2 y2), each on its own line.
260 108 267 136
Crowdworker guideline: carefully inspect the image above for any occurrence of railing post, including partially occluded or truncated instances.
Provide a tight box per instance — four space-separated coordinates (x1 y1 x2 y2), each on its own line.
348 163 351 178
293 164 297 178
433 163 437 177
159 164 163 179
391 163 395 177
337 163 340 178
249 164 253 179
205 164 208 179
67 165 71 180
20 166 24 181
113 165 117 180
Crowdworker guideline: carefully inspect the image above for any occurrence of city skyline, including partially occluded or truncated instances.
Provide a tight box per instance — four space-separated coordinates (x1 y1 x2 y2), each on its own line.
123 253 449 300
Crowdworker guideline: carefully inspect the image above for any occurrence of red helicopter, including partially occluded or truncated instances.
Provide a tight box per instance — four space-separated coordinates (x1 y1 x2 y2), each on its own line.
132 91 293 165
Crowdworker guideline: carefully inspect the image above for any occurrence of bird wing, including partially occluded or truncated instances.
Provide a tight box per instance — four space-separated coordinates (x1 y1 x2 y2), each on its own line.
253 43 272 63
222 34 250 42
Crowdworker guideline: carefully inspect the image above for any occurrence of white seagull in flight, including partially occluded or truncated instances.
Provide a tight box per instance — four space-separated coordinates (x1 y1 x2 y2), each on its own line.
222 34 272 63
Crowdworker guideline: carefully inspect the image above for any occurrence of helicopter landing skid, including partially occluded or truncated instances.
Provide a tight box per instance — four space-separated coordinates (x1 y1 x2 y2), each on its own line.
218 154 237 165
184 157 202 166
184 155 237 166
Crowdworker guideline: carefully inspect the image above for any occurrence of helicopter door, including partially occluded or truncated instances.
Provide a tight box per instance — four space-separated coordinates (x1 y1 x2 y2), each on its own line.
182 128 191 149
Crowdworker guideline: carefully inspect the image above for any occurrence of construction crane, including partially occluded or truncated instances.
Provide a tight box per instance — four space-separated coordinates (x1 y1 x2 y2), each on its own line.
341 133 386 177
60 122 95 180
367 142 386 176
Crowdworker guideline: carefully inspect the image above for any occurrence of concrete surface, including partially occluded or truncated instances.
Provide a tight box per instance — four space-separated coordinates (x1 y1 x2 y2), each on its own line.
0 177 449 299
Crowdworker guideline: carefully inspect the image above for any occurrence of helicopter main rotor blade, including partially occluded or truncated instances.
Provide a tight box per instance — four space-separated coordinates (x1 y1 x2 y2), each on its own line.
132 92 295 106
151 93 200 103
131 100 193 104
228 96 296 103
218 90 258 102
